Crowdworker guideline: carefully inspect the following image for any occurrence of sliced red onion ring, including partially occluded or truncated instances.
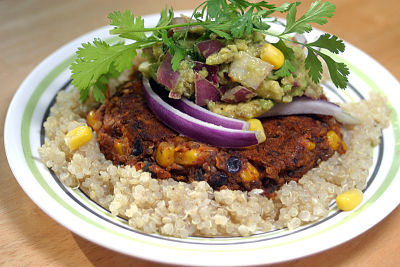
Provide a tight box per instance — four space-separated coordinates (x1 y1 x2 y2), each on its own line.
260 97 359 124
143 78 260 147
167 96 249 130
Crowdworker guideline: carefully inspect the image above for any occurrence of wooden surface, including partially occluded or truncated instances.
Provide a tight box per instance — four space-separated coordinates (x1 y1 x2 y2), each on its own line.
1 0 399 266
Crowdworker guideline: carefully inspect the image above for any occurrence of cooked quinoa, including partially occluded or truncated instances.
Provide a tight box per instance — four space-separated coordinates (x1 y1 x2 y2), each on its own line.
39 88 391 238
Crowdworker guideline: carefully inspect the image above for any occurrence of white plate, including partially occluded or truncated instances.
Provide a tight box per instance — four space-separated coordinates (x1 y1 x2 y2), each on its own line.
4 11 400 266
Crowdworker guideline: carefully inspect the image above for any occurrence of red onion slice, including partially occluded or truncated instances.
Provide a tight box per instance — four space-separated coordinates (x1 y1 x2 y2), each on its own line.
143 78 260 147
260 97 359 124
167 96 249 130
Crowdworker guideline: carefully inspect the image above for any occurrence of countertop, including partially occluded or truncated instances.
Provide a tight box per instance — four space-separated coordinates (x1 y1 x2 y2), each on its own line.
1 0 400 266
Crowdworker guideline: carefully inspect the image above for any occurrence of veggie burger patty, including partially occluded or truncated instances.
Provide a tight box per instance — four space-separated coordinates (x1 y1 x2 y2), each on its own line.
91 74 346 197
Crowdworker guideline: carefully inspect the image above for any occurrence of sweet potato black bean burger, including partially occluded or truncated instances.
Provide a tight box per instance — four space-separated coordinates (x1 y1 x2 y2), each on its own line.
39 0 391 237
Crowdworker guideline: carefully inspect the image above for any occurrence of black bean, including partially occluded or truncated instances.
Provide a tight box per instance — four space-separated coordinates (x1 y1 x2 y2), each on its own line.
262 178 279 194
194 168 204 181
143 162 151 172
131 139 143 156
132 121 141 130
226 156 241 173
210 172 228 188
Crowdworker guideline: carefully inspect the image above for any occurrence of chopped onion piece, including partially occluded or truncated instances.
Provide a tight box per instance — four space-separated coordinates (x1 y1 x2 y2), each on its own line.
195 73 220 106
221 86 256 103
197 40 223 58
156 53 179 91
143 78 259 147
168 17 202 37
260 97 359 124
193 61 219 84
229 51 273 89
293 33 307 44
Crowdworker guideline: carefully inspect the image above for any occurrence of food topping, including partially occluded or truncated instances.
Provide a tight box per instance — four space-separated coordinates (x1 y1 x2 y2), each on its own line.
70 0 349 106
336 189 363 211
64 125 93 151
194 73 220 106
327 130 341 151
247 118 266 143
260 96 359 124
86 110 102 131
239 162 260 182
156 53 180 92
228 51 274 89
143 77 262 148
226 156 242 173
113 141 124 155
197 39 224 58
166 93 250 130
155 141 175 167
68 1 355 149
221 86 257 104
260 43 285 70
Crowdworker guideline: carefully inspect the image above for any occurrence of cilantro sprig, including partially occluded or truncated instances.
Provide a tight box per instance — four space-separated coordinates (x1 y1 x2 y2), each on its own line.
70 0 349 103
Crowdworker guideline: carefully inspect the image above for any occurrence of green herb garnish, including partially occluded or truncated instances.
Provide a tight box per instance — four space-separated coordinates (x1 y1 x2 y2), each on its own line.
71 0 349 103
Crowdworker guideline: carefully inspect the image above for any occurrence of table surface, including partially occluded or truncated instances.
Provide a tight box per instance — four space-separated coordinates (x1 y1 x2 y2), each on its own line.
1 0 400 266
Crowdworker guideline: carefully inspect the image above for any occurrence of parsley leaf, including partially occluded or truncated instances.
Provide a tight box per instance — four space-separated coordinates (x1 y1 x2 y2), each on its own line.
273 40 296 77
108 11 147 41
70 39 138 102
92 65 120 103
283 0 335 35
274 59 297 77
154 6 174 38
303 33 347 87
307 33 345 54
304 47 323 84
316 50 349 88
231 10 253 37
206 0 229 19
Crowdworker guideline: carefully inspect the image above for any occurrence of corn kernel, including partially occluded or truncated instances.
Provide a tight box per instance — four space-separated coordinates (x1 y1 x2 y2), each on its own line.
247 118 266 143
327 130 341 151
175 149 199 165
336 189 363 211
86 110 102 131
240 162 260 182
155 142 175 167
65 126 93 151
306 140 316 151
260 43 285 70
114 141 124 155
342 140 347 152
